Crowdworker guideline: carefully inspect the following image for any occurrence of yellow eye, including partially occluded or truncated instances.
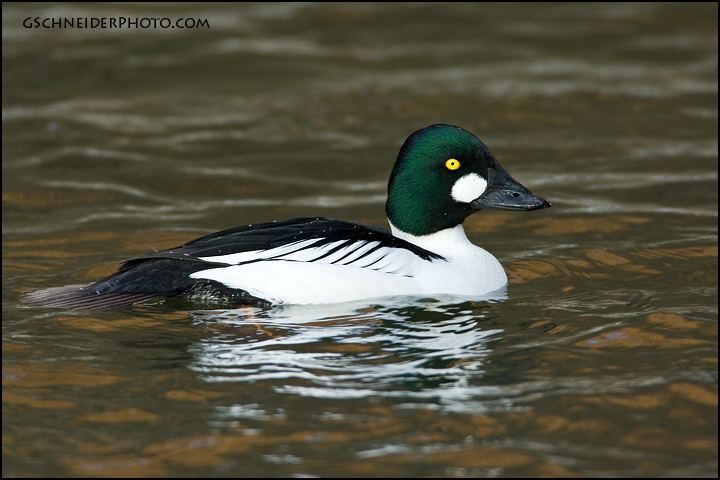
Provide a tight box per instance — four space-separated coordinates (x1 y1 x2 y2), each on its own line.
445 158 461 170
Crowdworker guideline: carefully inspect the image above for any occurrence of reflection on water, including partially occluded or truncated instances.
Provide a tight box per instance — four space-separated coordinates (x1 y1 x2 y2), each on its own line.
3 2 718 478
190 300 503 405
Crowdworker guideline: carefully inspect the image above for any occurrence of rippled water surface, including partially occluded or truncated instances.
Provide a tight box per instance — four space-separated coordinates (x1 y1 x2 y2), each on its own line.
3 3 718 477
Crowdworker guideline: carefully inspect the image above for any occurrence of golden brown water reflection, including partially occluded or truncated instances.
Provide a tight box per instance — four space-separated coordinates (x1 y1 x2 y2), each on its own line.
3 2 718 477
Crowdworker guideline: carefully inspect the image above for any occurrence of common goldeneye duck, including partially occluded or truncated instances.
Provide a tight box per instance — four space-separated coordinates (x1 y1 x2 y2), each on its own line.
24 124 550 309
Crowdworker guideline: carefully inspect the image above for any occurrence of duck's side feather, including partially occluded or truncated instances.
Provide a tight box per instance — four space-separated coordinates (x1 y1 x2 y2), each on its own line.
24 218 446 309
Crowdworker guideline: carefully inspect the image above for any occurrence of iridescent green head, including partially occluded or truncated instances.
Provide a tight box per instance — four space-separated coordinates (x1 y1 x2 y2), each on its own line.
385 124 550 236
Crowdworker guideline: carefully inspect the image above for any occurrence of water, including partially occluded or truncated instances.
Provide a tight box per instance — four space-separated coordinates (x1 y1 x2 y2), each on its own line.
3 3 717 477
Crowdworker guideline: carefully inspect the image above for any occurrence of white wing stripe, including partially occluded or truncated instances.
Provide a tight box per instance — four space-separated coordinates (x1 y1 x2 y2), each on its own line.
195 236 421 278
197 238 322 265
348 245 388 268
337 241 381 265
268 238 325 259
197 249 263 265
278 240 345 262
315 241 363 263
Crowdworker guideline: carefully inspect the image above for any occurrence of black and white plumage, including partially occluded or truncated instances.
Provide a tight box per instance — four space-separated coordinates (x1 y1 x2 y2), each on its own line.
24 218 457 309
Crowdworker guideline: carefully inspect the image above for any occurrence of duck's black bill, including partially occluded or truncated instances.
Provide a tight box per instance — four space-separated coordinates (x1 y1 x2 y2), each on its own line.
471 165 551 211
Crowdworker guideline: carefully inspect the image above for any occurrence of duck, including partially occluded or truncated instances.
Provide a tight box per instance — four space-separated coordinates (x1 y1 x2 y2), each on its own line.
23 124 550 309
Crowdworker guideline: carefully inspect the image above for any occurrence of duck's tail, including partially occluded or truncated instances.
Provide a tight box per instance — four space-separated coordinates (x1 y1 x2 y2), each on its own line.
22 284 159 310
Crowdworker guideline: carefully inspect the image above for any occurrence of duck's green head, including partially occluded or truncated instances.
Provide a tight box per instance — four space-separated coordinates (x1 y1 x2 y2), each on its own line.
386 124 550 236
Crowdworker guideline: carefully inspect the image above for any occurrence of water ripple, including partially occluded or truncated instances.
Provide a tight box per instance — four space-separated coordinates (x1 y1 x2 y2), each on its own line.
188 301 504 406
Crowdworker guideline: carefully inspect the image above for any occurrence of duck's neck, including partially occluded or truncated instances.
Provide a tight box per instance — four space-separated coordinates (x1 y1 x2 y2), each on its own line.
388 220 476 257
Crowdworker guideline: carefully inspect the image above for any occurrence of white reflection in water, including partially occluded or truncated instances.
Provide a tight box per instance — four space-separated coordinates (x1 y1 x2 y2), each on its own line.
188 295 506 409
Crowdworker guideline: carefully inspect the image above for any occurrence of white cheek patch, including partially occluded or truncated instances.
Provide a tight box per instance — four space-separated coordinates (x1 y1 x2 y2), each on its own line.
451 173 488 203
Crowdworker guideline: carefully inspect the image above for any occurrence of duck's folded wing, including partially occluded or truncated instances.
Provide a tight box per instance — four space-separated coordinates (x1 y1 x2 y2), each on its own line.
153 217 443 266
24 218 444 309
167 217 447 304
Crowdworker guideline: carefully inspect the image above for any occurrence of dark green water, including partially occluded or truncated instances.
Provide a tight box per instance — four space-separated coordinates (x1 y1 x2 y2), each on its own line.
3 3 718 477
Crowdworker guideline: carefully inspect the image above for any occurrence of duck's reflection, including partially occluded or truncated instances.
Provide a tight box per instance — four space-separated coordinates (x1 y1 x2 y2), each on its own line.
186 292 507 412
